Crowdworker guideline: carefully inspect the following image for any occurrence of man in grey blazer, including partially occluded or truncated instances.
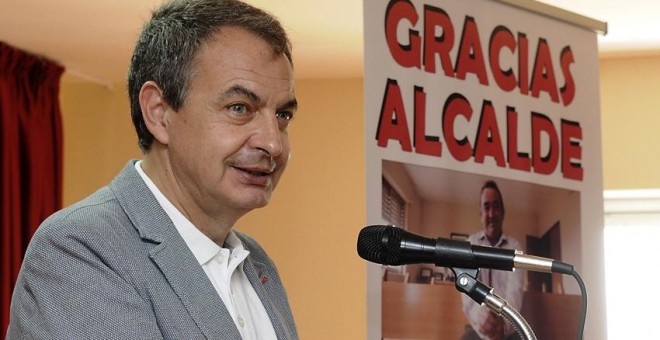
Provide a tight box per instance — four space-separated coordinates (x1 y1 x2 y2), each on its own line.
8 0 298 338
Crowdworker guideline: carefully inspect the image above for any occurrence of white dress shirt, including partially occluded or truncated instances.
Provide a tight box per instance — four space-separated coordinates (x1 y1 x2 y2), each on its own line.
135 161 277 339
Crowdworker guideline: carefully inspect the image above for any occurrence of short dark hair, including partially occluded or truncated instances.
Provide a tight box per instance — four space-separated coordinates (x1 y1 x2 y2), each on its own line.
481 180 505 215
127 0 293 152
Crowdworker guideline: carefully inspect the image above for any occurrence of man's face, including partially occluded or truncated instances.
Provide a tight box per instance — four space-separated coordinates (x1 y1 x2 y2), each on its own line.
165 26 296 219
480 187 504 243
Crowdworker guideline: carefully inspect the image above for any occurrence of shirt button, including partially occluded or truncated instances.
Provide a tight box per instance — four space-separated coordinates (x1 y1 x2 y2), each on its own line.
238 316 245 328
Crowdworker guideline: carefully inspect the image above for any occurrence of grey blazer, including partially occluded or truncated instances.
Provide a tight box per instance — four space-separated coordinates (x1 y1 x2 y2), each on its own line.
7 160 298 339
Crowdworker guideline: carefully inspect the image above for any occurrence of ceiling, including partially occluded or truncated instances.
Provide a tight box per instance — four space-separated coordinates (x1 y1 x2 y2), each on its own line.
1 0 659 88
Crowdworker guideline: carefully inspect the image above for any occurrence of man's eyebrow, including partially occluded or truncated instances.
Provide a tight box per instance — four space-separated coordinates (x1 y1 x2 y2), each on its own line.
279 98 298 113
223 85 263 105
223 84 297 112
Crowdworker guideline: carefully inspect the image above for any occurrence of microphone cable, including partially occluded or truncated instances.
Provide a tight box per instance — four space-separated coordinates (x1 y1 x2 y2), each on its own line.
571 269 587 340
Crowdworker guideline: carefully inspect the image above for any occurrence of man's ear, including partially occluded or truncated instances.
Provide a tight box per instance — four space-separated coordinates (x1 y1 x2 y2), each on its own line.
139 81 171 145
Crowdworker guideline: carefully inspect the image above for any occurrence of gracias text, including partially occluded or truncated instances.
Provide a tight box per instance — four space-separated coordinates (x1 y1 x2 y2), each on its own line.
375 0 583 181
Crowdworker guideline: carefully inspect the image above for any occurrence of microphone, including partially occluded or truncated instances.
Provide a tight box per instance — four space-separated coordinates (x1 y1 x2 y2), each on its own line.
357 225 573 274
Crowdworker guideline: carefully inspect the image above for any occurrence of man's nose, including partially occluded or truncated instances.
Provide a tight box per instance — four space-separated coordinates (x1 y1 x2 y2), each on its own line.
487 207 496 217
251 114 284 157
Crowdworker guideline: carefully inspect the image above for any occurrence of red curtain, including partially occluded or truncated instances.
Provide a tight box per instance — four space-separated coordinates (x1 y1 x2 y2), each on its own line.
0 41 64 335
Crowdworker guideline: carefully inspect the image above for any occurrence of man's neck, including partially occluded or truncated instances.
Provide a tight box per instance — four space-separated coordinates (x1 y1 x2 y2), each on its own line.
140 153 237 245
486 232 502 246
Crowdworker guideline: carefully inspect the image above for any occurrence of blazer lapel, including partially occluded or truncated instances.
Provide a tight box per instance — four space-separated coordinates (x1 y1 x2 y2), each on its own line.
110 160 242 339
243 258 295 340
149 241 241 339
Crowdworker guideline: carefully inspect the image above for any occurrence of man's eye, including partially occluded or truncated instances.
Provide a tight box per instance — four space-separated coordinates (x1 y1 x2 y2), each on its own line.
276 111 293 121
229 103 248 114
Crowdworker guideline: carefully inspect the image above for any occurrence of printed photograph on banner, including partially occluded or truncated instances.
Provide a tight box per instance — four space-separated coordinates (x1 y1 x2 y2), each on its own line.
380 159 581 339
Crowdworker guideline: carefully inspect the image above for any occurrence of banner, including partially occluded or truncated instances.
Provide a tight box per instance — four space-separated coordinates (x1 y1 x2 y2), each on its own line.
363 0 606 338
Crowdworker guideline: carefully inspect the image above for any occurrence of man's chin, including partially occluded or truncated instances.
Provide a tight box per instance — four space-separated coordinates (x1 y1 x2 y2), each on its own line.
251 199 270 210
239 192 272 210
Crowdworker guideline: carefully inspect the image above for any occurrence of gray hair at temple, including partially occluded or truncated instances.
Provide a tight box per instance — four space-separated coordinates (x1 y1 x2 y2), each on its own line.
127 0 293 152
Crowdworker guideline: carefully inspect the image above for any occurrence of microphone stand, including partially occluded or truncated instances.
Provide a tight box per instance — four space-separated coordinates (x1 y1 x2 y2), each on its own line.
452 267 537 340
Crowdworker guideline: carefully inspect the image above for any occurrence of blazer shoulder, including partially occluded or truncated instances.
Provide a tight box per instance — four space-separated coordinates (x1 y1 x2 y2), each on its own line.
37 185 125 236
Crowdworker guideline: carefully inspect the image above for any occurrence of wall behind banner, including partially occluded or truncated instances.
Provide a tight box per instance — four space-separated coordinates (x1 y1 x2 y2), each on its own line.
58 55 660 339
599 54 660 189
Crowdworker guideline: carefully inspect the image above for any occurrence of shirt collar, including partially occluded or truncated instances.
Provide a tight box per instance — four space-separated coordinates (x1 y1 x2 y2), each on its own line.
476 230 509 248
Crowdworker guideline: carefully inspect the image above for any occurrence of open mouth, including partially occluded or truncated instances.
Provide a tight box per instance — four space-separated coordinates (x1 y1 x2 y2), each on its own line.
233 166 273 177
232 165 274 187
244 169 269 177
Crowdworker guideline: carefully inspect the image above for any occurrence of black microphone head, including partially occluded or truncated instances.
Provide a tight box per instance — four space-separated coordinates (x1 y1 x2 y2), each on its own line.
357 225 405 265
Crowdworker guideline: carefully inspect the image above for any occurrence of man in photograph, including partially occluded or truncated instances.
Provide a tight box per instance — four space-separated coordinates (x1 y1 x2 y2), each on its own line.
461 180 525 340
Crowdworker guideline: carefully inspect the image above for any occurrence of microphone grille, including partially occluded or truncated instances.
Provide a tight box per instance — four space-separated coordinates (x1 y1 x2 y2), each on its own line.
357 225 403 265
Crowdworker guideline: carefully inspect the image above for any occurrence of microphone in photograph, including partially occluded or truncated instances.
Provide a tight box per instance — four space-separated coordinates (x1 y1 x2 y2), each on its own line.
357 225 573 274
